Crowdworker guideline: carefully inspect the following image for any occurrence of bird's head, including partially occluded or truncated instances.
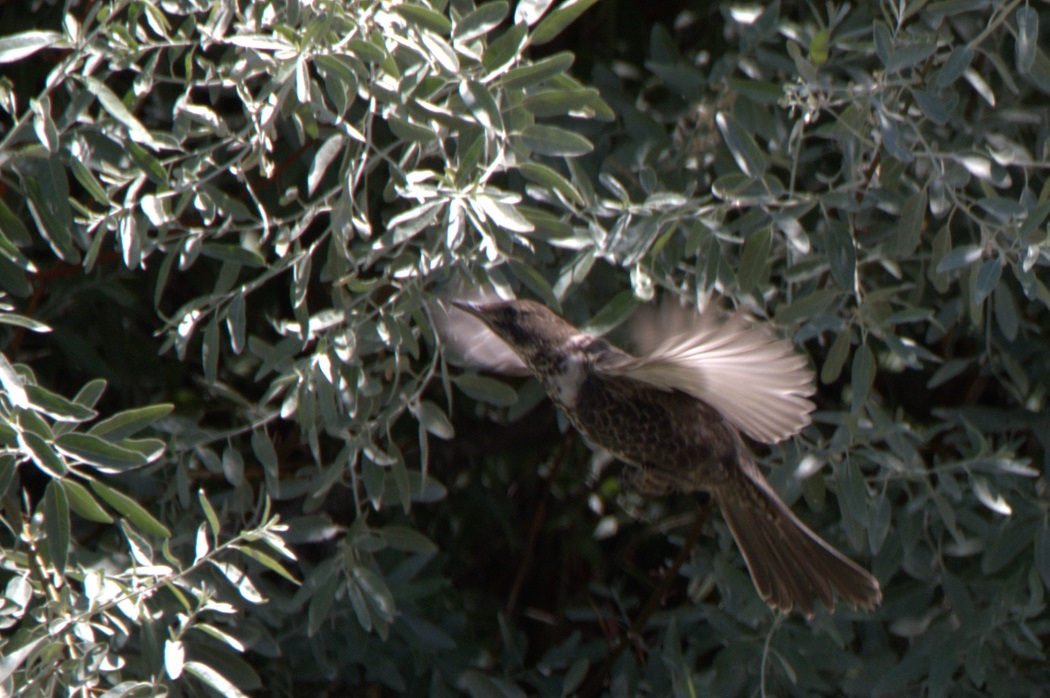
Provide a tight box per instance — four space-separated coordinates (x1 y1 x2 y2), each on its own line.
451 299 580 369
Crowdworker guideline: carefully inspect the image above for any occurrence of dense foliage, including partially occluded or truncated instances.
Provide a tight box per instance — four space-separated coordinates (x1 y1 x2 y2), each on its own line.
0 0 1048 695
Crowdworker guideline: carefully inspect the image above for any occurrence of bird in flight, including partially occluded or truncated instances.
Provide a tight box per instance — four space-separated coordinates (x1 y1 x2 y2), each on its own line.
437 297 881 617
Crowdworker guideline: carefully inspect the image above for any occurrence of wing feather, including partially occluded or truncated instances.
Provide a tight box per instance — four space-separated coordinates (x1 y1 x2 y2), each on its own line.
431 300 531 375
598 304 815 443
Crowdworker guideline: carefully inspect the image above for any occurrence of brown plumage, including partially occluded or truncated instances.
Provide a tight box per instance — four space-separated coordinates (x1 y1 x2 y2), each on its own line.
440 298 881 617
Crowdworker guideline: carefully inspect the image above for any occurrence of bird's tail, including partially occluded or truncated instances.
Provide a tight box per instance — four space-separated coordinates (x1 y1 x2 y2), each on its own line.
714 456 882 617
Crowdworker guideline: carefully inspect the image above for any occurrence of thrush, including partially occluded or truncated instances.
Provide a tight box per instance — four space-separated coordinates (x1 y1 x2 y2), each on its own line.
437 297 882 617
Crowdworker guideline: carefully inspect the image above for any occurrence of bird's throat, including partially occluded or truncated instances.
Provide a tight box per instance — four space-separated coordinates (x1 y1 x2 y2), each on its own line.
538 336 591 410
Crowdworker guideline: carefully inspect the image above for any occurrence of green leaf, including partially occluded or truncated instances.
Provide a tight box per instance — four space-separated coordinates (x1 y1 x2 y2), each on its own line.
809 29 829 64
89 480 171 538
351 565 396 622
183 661 250 698
73 378 107 409
935 244 982 273
0 313 49 332
522 87 600 117
850 342 876 413
226 293 246 353
516 162 583 206
821 327 851 384
421 33 460 73
210 560 266 603
89 403 173 439
508 259 561 309
164 639 185 680
222 445 244 486
455 1 509 42
776 288 839 325
380 525 438 553
473 196 533 232
460 80 503 132
531 0 601 45
0 30 62 63
897 189 926 257
392 4 452 35
518 125 593 156
60 478 113 523
70 157 110 207
936 45 974 88
1036 522 1050 590
19 431 67 476
0 196 31 266
498 51 574 89
825 221 856 290
973 257 1001 304
82 76 163 149
192 623 246 652
582 290 637 336
234 545 300 585
482 22 528 73
251 430 280 498
24 384 97 422
43 481 70 573
1016 6 1038 74
453 373 519 406
0 196 31 247
737 227 771 293
127 141 169 184
716 112 768 177
836 459 869 528
199 489 220 538
18 156 78 262
413 400 454 440
202 316 220 385
55 432 148 472
0 637 46 685
0 228 33 273
993 282 1019 341
200 244 266 268
345 38 386 64
387 115 438 144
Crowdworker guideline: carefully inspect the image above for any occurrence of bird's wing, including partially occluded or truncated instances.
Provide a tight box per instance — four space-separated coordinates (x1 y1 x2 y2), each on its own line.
431 301 531 376
595 304 815 443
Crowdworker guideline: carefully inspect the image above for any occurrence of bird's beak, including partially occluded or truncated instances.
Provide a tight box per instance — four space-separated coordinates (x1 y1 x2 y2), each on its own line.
451 299 482 318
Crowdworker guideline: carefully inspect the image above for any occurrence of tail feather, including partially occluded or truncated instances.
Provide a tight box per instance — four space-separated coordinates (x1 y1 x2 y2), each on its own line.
716 458 882 617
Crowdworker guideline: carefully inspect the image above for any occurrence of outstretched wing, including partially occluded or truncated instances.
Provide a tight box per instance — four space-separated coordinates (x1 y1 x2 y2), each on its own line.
596 303 815 443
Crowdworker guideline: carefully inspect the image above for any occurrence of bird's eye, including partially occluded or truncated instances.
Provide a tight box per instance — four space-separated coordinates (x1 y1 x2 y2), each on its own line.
504 306 518 320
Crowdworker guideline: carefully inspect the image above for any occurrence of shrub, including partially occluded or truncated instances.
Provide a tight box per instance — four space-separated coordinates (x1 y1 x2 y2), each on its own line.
0 0 1047 695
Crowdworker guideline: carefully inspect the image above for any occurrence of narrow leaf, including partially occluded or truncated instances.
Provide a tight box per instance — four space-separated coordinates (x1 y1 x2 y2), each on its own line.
61 478 113 523
850 342 875 413
89 403 173 439
518 125 593 156
55 432 148 471
738 227 771 293
716 112 768 177
452 373 518 406
0 31 61 63
43 480 70 573
19 431 68 476
183 661 249 698
89 480 171 537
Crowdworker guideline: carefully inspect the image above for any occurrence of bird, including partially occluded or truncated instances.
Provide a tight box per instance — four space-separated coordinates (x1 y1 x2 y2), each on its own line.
437 296 881 618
